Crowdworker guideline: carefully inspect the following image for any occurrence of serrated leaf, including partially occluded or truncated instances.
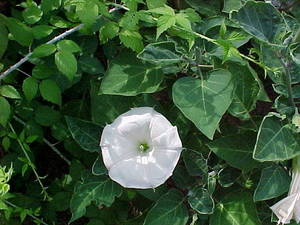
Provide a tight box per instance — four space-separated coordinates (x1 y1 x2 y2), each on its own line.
55 50 77 80
22 77 38 101
70 175 122 223
208 133 259 171
232 1 285 44
32 44 56 58
0 24 8 59
254 165 290 201
100 52 163 96
0 85 21 99
172 70 234 139
188 187 214 214
137 41 183 65
175 13 192 31
22 5 43 24
6 18 33 46
119 29 144 53
156 15 176 39
0 97 10 126
143 189 188 225
253 114 300 161
39 79 62 105
146 0 167 9
119 11 140 30
57 40 81 53
76 1 98 27
99 21 119 44
65 116 102 152
210 192 261 225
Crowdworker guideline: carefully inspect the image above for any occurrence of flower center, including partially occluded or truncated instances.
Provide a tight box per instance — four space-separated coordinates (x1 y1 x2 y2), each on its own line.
138 142 149 153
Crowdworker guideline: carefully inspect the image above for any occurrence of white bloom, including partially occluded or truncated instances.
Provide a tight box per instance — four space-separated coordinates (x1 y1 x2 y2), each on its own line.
100 107 182 189
271 157 300 224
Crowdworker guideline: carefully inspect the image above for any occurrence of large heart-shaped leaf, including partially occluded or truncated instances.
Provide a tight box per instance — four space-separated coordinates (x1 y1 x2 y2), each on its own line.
253 114 300 161
172 70 234 139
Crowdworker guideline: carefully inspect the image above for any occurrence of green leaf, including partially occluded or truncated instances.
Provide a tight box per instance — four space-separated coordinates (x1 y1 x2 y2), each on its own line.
70 175 122 223
146 0 167 9
156 15 176 39
175 13 192 31
35 105 61 127
0 97 10 126
254 165 290 202
223 0 243 13
6 18 33 46
41 0 61 13
119 29 144 53
22 5 43 24
137 41 183 65
188 187 214 214
79 55 104 75
65 116 102 152
39 79 62 105
32 44 56 58
0 85 21 99
57 40 81 53
172 70 234 139
55 50 77 80
210 192 261 225
143 189 188 225
119 11 140 30
0 24 8 59
100 52 164 96
253 114 300 161
32 25 54 39
99 21 119 44
92 156 107 176
183 150 208 177
208 133 259 171
227 63 260 120
232 1 285 44
76 1 98 27
32 64 56 79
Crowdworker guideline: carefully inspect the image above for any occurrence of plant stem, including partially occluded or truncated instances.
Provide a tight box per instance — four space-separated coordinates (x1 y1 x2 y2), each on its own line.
13 116 71 166
4 200 49 225
9 123 51 201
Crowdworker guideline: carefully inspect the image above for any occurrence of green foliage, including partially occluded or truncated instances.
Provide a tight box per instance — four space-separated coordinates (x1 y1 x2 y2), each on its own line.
1 0 300 224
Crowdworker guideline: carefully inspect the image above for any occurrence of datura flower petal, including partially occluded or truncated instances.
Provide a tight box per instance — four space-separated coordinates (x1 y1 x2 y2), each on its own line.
100 107 182 189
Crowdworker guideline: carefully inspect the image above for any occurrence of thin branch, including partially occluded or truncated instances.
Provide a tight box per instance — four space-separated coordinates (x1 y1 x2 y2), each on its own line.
4 200 49 225
13 116 71 166
0 6 122 80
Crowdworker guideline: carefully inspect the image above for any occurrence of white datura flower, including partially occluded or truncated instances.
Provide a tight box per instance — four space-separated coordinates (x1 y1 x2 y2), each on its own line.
100 107 182 189
271 157 300 224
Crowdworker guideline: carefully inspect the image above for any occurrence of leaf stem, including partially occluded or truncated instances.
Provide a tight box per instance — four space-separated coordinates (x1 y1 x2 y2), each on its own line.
9 123 51 201
4 200 49 225
13 116 71 166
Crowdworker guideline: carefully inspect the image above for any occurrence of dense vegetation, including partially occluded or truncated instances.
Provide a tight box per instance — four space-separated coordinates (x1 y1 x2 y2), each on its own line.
1 0 300 224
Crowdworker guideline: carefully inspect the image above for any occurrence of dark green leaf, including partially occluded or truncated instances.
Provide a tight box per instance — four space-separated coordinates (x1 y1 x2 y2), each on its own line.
208 133 259 171
210 192 261 225
32 64 56 79
254 165 290 201
188 187 214 214
79 55 104 75
6 18 33 46
35 105 61 127
65 116 102 152
172 70 234 139
143 189 188 225
92 156 107 176
253 114 300 161
100 52 164 96
39 79 62 105
32 25 54 39
70 175 122 222
0 97 10 126
183 150 208 177
137 41 183 65
0 24 8 59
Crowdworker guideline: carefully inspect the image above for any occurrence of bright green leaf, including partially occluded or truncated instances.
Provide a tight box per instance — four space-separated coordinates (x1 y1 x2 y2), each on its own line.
173 70 234 139
22 5 43 24
76 1 98 27
99 21 119 44
146 0 167 9
32 25 54 39
6 18 33 46
32 44 56 58
39 79 62 105
57 40 81 53
156 15 176 39
55 50 77 80
0 85 20 99
119 29 144 53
